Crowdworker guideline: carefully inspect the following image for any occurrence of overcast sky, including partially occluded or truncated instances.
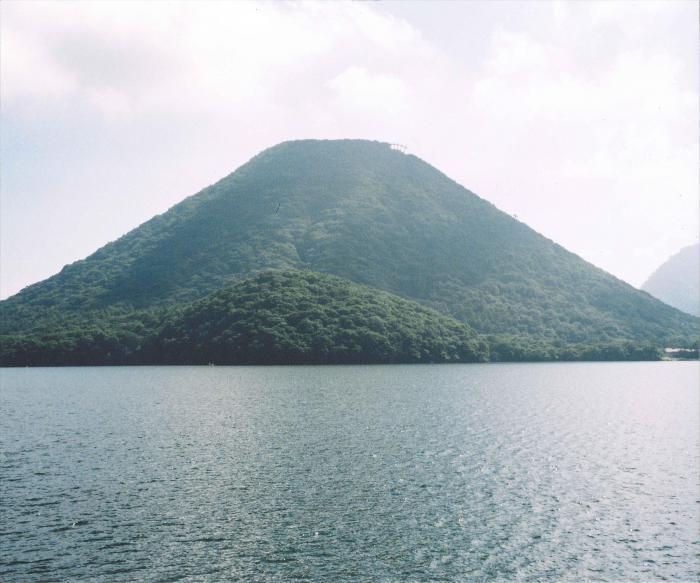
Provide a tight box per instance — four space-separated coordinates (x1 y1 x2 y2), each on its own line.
1 0 698 299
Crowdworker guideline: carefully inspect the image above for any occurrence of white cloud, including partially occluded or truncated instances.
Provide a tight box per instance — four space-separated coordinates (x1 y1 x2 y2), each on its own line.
328 66 410 115
1 1 432 121
587 0 669 25
1 25 77 103
457 5 697 287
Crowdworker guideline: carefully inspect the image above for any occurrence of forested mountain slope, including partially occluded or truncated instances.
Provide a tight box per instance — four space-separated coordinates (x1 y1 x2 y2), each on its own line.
151 270 489 364
1 139 697 360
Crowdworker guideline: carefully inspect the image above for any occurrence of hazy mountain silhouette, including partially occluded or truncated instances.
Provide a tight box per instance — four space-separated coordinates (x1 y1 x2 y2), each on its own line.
642 243 699 317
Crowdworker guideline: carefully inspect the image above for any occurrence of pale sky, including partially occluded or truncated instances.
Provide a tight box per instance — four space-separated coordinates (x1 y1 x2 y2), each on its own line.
1 0 698 299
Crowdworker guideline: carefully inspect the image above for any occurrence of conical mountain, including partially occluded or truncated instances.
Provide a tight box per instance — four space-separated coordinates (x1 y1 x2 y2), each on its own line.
642 243 699 317
1 139 697 361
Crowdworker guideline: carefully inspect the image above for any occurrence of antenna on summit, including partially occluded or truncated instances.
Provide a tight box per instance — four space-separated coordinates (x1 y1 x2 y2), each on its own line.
389 143 407 154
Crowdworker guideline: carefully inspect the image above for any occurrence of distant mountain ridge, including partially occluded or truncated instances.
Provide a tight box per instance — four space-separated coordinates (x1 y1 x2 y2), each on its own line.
1 139 697 364
642 244 699 317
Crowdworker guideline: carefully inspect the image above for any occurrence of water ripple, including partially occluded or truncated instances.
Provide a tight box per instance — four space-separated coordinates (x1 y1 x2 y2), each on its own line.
1 362 698 581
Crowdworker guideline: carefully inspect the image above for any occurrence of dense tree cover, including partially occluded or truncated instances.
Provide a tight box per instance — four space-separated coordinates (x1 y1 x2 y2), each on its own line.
487 334 662 362
150 270 489 364
1 139 697 364
1 270 668 366
1 271 489 366
0 309 166 366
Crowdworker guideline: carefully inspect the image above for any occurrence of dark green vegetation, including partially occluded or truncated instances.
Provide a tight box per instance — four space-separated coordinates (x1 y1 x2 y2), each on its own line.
0 271 488 366
1 139 697 365
642 243 699 317
154 270 489 365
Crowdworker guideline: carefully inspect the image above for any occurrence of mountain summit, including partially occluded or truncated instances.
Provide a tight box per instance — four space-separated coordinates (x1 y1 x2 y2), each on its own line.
1 139 697 364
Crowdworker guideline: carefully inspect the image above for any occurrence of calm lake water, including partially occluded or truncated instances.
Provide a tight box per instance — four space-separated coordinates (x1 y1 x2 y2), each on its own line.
1 363 698 582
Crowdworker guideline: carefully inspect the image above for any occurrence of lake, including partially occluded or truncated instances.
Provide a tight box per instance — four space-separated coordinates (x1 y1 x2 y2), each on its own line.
1 363 698 582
